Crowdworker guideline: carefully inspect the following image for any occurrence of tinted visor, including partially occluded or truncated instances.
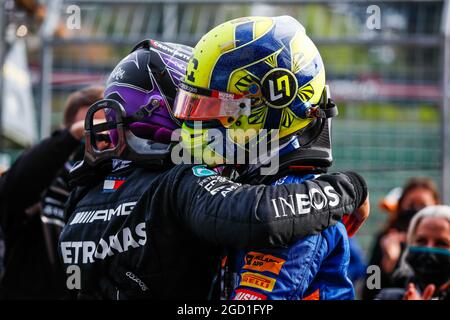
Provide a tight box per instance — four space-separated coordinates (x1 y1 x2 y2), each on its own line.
173 83 251 127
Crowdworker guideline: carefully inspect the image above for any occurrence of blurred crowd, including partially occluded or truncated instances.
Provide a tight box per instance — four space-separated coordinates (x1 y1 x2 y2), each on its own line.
0 86 108 298
365 179 449 300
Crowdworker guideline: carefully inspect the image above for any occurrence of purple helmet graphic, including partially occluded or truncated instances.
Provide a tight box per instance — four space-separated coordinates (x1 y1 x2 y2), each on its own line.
104 39 193 144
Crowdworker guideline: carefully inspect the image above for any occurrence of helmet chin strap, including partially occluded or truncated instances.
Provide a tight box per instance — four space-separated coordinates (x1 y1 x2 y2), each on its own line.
233 125 332 184
231 136 298 183
233 86 337 184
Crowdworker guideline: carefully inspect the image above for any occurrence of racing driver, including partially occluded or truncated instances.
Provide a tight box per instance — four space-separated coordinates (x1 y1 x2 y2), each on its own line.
173 16 369 299
59 38 369 299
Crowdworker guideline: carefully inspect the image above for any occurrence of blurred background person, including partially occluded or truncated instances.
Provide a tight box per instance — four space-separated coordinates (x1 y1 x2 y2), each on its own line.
376 205 450 300
363 178 440 299
0 86 106 299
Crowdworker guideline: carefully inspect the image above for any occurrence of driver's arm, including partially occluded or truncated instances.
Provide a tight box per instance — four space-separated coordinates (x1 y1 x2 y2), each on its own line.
171 165 367 248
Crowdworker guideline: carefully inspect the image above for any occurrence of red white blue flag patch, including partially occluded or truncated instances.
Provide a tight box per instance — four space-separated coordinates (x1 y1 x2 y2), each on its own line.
103 177 126 193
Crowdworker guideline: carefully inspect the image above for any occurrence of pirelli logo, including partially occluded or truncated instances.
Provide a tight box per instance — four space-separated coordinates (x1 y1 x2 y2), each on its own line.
243 252 285 275
239 272 276 292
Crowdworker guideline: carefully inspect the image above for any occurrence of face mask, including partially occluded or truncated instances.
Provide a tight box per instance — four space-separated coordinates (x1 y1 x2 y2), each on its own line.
406 246 450 290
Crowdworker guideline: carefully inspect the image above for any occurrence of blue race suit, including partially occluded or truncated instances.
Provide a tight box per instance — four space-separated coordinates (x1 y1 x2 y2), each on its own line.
230 174 354 300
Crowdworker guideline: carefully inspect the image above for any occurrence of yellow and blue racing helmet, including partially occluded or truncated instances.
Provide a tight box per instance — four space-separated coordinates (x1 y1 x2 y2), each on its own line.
173 16 335 165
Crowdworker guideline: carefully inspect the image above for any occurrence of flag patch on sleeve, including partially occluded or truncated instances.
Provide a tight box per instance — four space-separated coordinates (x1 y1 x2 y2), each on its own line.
103 177 126 192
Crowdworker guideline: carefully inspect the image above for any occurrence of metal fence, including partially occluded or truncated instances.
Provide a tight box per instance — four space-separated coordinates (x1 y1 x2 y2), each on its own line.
2 0 450 252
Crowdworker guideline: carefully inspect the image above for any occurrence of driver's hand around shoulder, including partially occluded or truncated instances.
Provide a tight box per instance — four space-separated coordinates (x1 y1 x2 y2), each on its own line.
69 120 86 141
343 193 370 237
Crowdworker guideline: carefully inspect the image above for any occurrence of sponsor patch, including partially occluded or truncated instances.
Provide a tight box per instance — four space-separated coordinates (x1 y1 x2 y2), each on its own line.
233 289 267 300
150 40 191 62
60 222 146 264
103 177 126 193
243 252 286 275
192 165 217 177
239 272 276 292
69 201 136 225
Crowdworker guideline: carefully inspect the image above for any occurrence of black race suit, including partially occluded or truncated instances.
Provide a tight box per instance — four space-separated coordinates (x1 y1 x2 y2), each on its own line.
60 162 367 299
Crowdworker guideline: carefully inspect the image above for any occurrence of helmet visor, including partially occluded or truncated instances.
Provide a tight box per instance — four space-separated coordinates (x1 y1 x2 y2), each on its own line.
173 83 251 127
